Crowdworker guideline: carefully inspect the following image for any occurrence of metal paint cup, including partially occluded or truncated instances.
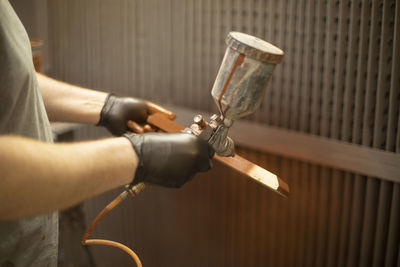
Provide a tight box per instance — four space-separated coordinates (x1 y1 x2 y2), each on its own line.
211 32 284 120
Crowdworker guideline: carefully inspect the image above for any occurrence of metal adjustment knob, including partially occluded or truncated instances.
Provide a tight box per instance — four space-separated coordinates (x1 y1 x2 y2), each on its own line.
193 114 207 130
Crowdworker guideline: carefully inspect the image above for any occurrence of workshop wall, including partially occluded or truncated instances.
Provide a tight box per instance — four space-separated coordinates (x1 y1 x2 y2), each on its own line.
14 0 400 266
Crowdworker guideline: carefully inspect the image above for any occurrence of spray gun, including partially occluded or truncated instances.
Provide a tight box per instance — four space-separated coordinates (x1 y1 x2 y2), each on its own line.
184 32 283 157
148 32 289 196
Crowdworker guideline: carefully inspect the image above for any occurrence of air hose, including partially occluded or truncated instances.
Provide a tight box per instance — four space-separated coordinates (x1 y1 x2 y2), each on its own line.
81 183 146 267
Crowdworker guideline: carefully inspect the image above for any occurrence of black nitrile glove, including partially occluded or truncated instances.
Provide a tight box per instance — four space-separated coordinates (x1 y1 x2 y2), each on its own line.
124 133 214 188
98 94 175 136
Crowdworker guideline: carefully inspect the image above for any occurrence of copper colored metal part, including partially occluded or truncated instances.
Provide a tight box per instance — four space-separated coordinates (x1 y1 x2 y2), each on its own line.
147 113 289 197
143 124 154 132
147 113 184 132
147 102 176 120
215 154 289 197
127 120 144 134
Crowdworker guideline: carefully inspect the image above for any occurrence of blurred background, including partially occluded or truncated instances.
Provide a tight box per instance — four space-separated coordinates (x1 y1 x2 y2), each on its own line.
12 0 399 266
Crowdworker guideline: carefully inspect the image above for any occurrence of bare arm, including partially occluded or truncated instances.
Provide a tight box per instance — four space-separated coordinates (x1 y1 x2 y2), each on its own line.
36 72 108 124
0 136 137 220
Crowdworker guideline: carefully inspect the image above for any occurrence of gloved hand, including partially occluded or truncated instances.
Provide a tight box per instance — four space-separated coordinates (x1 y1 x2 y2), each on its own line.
97 94 175 136
124 133 214 188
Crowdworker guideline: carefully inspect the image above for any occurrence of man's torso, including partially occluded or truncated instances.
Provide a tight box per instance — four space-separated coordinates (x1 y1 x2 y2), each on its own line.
0 1 58 266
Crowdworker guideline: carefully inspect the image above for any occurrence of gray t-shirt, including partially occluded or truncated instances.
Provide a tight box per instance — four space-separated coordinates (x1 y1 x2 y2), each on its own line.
0 1 58 266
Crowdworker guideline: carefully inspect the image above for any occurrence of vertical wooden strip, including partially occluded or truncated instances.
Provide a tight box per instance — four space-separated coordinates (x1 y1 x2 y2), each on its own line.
320 0 336 138
386 0 400 152
384 51 400 265
359 0 385 265
264 155 279 267
149 0 157 102
256 152 272 266
275 157 290 267
196 0 202 109
294 162 308 266
95 0 102 90
60 0 68 80
176 0 185 106
371 1 397 266
281 0 296 129
138 0 145 98
121 0 128 94
266 0 276 125
361 0 381 147
336 172 355 267
270 0 285 127
218 154 229 266
373 0 394 150
372 181 393 267
359 178 380 267
290 0 306 131
384 184 400 267
245 0 252 35
310 0 325 135
277 0 288 128
228 158 240 266
352 0 372 145
326 3 349 265
335 3 360 265
47 0 56 76
214 0 222 79
299 0 315 133
346 1 371 265
205 0 213 111
346 174 367 267
141 0 150 99
325 170 344 267
226 0 232 33
331 0 349 139
286 159 300 267
342 0 362 142
315 167 331 267
188 0 194 108
317 2 336 263
129 0 137 96
84 0 91 88
159 0 167 103
237 149 253 267
304 165 320 267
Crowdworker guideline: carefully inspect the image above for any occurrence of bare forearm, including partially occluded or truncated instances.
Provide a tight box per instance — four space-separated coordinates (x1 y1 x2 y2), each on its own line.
0 136 137 220
37 72 108 124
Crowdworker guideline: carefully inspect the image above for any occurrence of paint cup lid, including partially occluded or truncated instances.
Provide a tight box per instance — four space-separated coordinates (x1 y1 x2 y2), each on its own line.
226 32 284 64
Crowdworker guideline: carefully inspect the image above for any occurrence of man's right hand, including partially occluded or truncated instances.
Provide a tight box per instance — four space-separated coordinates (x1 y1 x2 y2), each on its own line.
124 133 214 188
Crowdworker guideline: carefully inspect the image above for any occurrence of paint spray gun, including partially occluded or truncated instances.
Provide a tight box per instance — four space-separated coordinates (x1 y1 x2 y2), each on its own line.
149 32 288 196
185 32 284 157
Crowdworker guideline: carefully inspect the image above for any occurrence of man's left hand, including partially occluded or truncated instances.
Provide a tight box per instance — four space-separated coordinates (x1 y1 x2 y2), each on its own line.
97 94 175 136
